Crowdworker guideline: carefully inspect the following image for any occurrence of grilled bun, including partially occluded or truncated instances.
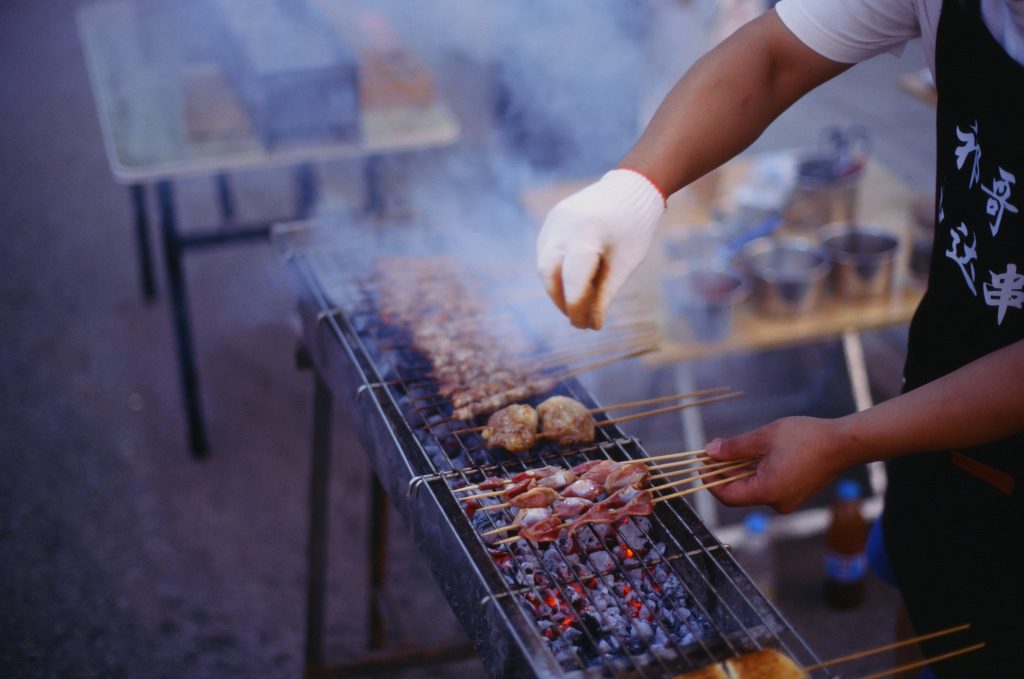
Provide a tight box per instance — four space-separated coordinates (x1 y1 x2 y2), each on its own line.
724 649 807 679
674 662 730 678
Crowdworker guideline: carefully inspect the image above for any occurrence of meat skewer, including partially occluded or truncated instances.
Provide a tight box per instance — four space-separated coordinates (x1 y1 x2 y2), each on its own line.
451 386 732 436
492 469 757 545
454 451 710 494
459 391 743 453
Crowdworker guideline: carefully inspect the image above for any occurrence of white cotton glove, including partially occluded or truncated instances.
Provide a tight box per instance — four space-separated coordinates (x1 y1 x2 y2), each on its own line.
536 169 666 329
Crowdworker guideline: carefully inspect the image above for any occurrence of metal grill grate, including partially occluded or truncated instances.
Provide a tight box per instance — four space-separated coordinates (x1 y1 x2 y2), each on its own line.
278 223 830 678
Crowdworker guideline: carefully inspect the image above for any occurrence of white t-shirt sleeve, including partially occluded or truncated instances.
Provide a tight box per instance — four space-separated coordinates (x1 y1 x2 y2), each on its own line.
775 0 923 64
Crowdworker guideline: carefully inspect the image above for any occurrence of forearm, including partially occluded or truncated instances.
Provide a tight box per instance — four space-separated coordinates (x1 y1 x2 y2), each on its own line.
620 10 849 195
834 340 1024 466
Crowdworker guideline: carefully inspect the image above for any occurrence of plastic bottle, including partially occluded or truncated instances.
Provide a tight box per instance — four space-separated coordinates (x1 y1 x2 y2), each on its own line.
824 479 870 609
737 511 776 601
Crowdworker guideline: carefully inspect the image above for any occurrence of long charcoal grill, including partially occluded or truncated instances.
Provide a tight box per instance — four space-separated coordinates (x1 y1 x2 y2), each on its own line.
278 223 829 678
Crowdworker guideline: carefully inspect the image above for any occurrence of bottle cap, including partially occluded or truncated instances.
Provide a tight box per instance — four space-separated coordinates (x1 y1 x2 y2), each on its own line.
744 511 769 535
837 479 861 501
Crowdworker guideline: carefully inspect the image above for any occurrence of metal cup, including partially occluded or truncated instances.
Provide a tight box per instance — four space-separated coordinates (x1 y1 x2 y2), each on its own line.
742 236 832 316
661 262 748 341
819 222 900 299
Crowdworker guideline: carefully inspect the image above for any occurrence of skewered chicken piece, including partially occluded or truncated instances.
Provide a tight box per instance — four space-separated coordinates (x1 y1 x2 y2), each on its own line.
603 461 651 492
561 478 603 500
551 496 593 519
481 404 538 453
537 395 595 445
508 486 559 508
512 507 551 528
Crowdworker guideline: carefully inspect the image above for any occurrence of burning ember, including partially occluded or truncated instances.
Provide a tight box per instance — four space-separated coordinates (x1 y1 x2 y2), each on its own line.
485 515 712 670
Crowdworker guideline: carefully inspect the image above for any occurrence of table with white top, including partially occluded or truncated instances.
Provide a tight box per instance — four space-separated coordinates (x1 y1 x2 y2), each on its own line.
78 0 460 456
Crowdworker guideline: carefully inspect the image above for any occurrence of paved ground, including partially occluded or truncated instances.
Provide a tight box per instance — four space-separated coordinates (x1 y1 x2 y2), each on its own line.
0 2 936 678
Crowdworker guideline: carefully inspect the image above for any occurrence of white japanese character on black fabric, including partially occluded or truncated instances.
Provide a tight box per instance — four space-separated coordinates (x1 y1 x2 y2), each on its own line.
945 222 978 296
981 167 1018 237
954 122 982 188
983 263 1024 325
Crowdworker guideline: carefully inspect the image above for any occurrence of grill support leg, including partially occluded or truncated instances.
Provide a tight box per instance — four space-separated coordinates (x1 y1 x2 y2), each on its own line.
157 180 208 457
215 173 236 222
130 183 157 301
295 163 318 218
305 370 333 670
368 475 389 649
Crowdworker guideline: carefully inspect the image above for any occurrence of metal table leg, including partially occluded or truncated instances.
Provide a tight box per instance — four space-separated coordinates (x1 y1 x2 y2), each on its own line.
157 181 209 458
368 475 390 650
130 183 157 301
673 362 720 528
363 156 385 217
295 164 318 219
215 173 236 222
305 371 333 672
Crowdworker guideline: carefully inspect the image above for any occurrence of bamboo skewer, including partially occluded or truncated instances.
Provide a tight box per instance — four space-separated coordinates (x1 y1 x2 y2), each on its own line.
647 459 756 489
852 642 985 679
641 448 706 463
591 387 732 413
595 392 743 428
645 456 716 474
653 470 757 504
805 623 971 672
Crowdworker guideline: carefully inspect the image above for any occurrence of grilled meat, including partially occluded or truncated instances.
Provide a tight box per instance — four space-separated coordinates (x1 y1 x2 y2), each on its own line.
481 404 538 453
537 395 595 446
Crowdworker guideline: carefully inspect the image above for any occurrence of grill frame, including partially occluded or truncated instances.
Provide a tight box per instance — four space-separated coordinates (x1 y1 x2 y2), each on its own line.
279 222 829 678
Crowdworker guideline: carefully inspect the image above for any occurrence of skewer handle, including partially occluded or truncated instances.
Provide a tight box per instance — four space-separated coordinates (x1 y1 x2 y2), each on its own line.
589 386 731 414
597 392 743 428
852 642 985 679
805 623 971 671
654 470 756 503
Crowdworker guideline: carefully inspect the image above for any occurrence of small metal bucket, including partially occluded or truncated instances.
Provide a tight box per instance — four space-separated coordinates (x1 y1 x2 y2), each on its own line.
742 236 832 316
819 222 900 299
661 262 748 341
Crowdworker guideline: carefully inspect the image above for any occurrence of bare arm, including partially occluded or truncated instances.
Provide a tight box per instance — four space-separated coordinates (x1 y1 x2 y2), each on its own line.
620 10 851 195
708 339 1024 512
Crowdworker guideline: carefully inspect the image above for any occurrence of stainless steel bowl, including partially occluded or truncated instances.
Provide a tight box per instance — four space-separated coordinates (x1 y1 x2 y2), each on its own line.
819 222 900 299
742 236 832 316
661 262 748 341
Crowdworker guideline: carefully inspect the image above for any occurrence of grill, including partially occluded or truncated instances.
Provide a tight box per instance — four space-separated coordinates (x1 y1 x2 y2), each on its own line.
277 221 829 678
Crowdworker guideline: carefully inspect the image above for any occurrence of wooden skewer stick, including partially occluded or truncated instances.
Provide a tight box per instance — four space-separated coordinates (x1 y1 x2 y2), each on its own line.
547 345 658 383
653 470 757 504
805 623 971 672
646 456 717 474
648 458 756 485
646 460 756 494
642 448 707 463
493 470 757 545
481 524 519 537
852 642 985 679
476 502 511 513
596 392 744 429
461 488 509 502
590 387 732 414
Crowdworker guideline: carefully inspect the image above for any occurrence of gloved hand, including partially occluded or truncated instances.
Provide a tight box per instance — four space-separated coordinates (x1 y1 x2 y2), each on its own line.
536 169 666 329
